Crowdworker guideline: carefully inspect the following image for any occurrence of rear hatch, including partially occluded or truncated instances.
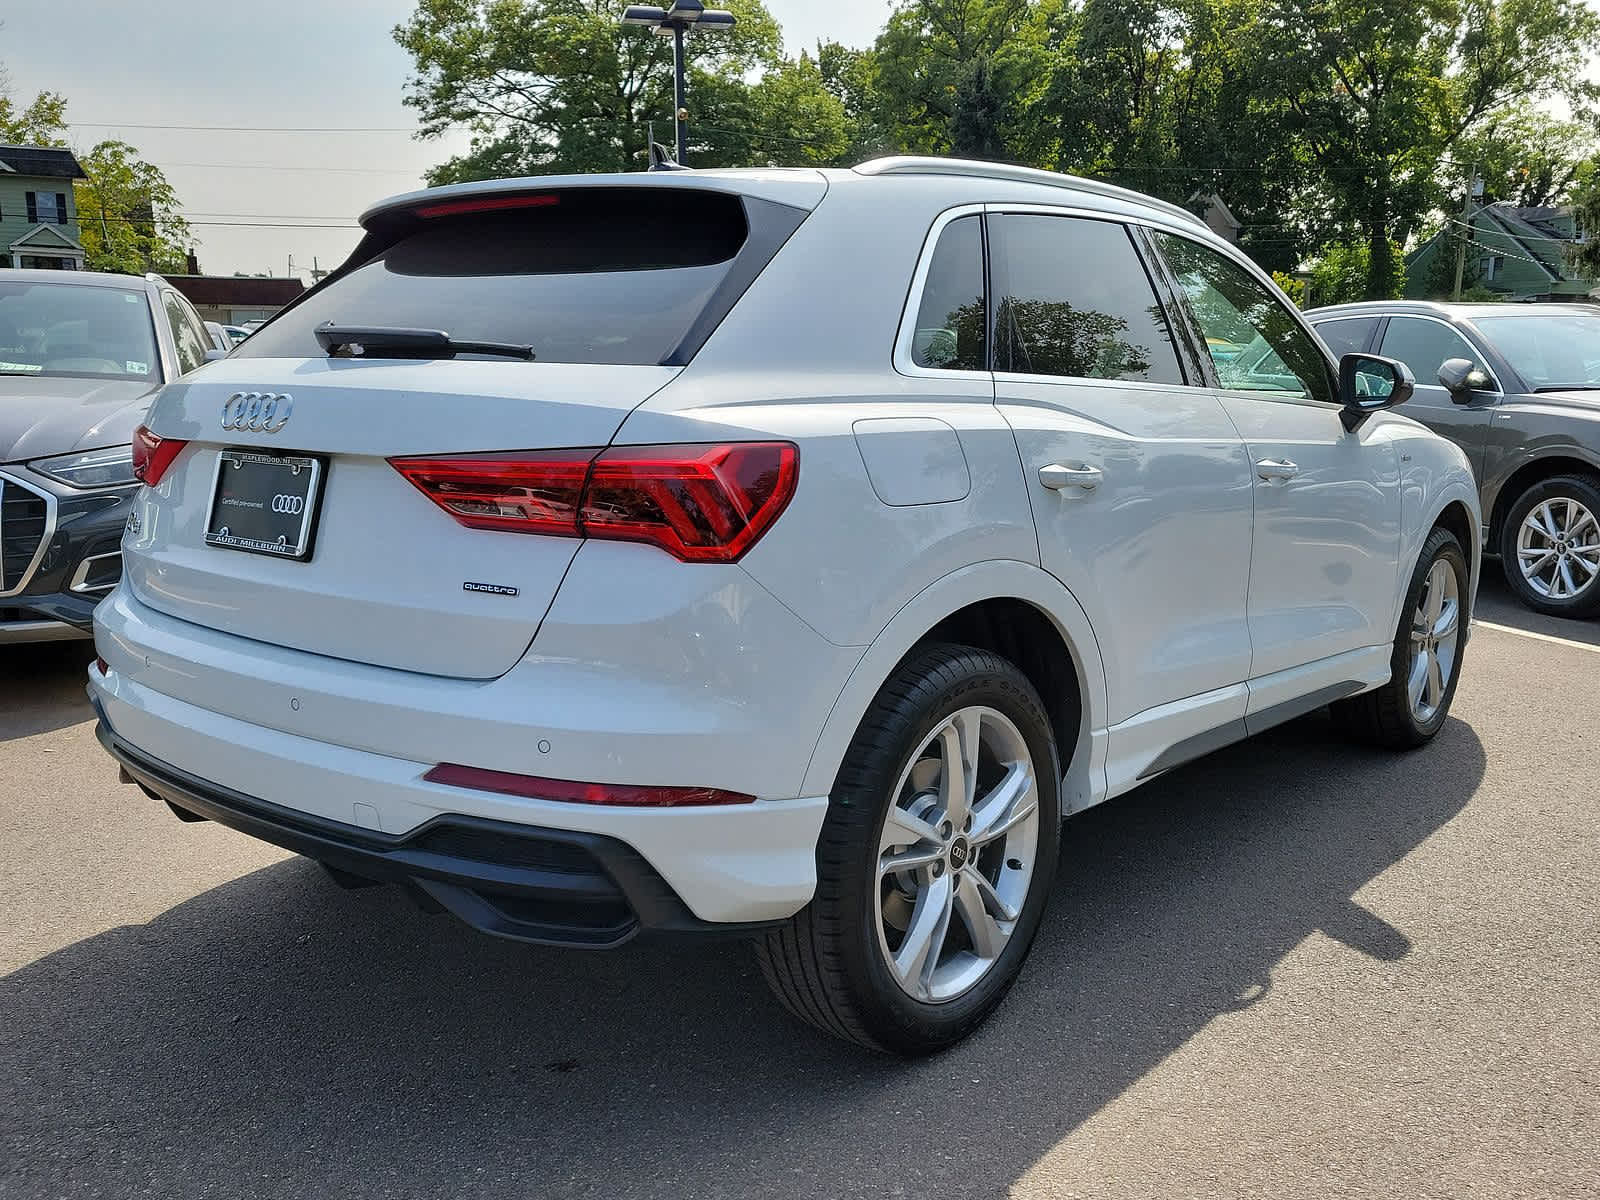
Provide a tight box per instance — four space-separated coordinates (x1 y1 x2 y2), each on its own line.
125 178 822 678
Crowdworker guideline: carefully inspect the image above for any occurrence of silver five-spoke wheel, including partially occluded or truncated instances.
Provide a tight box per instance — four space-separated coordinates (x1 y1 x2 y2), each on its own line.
876 706 1039 1004
1517 496 1600 601
1408 557 1461 723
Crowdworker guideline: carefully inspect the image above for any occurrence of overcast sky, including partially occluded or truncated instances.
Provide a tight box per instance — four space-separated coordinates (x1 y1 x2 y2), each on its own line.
2 0 894 279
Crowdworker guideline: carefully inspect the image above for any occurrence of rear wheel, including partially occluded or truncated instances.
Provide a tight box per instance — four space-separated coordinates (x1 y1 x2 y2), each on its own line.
1334 526 1468 748
1499 475 1600 618
756 644 1060 1054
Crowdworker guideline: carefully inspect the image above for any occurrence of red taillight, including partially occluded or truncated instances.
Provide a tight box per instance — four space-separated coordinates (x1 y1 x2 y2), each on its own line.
424 763 754 807
390 442 798 563
389 450 594 536
582 443 799 563
131 424 188 486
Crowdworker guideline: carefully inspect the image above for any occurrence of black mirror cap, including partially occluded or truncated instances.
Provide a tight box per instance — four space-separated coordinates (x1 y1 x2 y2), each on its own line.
1338 352 1414 430
1438 356 1491 402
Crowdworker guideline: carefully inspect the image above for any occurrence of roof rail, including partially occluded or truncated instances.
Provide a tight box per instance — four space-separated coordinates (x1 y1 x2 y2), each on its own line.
853 156 1204 228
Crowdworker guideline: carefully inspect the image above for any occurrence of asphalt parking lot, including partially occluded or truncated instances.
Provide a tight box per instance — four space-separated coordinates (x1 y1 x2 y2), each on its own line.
3 571 1597 1199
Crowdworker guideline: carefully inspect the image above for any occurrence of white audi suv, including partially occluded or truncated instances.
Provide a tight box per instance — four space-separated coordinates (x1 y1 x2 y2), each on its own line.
89 158 1480 1053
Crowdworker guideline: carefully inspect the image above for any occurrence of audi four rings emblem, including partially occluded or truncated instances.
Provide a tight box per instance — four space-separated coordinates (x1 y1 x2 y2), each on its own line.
271 494 304 515
221 391 293 434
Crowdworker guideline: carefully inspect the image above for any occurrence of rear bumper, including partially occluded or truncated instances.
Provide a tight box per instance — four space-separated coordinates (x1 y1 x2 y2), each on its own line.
98 717 762 947
86 627 831 925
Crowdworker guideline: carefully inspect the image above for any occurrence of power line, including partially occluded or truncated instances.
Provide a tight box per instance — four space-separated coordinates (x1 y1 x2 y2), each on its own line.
69 121 417 133
160 161 423 176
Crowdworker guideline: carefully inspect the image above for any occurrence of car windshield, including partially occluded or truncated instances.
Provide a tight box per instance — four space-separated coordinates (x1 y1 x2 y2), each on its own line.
1475 312 1600 391
0 280 161 383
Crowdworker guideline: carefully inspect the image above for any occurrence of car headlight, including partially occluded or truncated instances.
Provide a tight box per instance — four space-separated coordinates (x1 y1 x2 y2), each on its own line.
30 445 139 489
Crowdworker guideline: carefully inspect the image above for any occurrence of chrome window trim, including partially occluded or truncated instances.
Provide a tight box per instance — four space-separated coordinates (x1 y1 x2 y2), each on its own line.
68 550 122 594
0 471 59 598
892 203 989 381
1376 312 1504 394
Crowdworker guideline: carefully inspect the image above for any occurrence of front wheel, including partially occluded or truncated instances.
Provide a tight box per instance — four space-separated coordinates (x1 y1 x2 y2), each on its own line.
756 644 1061 1055
1334 525 1469 749
1499 475 1600 618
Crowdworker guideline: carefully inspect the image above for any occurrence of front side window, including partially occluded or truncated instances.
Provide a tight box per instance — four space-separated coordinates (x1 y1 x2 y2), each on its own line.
909 215 986 371
1378 317 1489 390
990 215 1183 384
0 281 160 382
164 291 210 374
1474 312 1600 391
1155 232 1333 404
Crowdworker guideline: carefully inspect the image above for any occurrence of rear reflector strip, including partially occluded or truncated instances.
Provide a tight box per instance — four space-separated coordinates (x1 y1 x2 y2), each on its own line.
390 442 798 564
423 763 755 807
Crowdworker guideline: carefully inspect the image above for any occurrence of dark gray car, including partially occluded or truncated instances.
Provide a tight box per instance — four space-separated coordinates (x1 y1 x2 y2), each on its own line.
1308 301 1600 618
1 269 215 642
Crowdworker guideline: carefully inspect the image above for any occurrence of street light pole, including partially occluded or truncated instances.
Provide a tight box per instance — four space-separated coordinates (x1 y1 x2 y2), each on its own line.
673 21 688 164
620 1 737 167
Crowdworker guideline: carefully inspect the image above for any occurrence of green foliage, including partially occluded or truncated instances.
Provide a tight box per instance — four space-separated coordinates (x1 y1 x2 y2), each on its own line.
1567 161 1600 279
1308 241 1407 306
392 0 1600 301
75 141 193 275
394 0 848 178
0 87 67 146
1272 270 1306 308
1450 103 1594 208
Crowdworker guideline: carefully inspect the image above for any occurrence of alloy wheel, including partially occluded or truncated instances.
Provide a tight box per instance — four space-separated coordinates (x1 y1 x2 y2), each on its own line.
1516 497 1600 601
1408 558 1461 724
875 706 1040 1004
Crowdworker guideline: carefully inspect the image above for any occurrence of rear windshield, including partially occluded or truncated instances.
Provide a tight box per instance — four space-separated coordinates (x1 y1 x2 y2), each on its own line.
236 189 751 366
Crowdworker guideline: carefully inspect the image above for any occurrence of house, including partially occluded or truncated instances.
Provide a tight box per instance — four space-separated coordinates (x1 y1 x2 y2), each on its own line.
162 273 306 325
1405 202 1598 302
0 144 87 270
1189 191 1241 245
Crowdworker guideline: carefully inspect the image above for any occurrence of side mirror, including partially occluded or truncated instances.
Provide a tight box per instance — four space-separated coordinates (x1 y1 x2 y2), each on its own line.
203 348 230 364
1338 352 1414 431
1437 357 1492 403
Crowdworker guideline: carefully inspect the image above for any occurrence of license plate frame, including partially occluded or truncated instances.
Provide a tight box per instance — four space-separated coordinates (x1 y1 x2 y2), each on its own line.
204 449 326 561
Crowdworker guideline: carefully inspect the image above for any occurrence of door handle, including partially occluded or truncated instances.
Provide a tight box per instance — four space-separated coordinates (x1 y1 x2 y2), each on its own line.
1256 458 1299 482
1040 463 1102 491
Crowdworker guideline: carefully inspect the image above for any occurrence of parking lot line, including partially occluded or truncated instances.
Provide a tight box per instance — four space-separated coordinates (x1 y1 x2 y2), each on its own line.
1473 619 1600 655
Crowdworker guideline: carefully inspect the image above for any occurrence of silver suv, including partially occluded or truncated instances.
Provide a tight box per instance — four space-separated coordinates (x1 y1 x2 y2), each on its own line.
1309 302 1600 617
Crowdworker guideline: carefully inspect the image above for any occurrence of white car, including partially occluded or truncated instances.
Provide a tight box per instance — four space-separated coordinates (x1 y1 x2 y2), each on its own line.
89 158 1480 1054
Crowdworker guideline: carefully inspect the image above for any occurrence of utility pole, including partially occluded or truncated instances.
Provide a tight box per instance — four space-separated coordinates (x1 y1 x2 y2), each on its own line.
1452 167 1478 302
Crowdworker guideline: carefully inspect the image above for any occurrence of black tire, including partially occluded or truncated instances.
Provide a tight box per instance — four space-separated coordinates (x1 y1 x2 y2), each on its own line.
1333 526 1469 749
755 643 1061 1055
1498 474 1600 618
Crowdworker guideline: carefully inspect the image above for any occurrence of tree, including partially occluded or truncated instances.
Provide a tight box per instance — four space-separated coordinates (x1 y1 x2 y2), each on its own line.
395 0 804 180
0 59 68 145
868 0 1059 157
949 55 1009 159
75 141 193 275
1449 102 1594 208
1256 0 1600 299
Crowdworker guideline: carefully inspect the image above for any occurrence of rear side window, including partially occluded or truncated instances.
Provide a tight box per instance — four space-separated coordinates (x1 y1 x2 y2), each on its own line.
910 216 987 371
236 190 767 366
1314 316 1378 359
989 214 1183 384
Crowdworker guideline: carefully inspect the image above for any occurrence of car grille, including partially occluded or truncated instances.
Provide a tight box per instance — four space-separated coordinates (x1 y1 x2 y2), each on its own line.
0 474 52 595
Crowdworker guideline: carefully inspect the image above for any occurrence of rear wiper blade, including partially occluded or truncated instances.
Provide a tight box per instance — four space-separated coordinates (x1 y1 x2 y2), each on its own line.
314 323 535 361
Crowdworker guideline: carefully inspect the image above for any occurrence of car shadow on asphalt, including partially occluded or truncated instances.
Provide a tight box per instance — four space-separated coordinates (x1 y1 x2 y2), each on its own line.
0 712 1485 1199
1473 566 1600 647
0 642 95 743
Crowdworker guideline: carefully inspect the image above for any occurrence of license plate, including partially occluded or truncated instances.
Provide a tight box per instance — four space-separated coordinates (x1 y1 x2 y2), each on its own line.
205 450 325 560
